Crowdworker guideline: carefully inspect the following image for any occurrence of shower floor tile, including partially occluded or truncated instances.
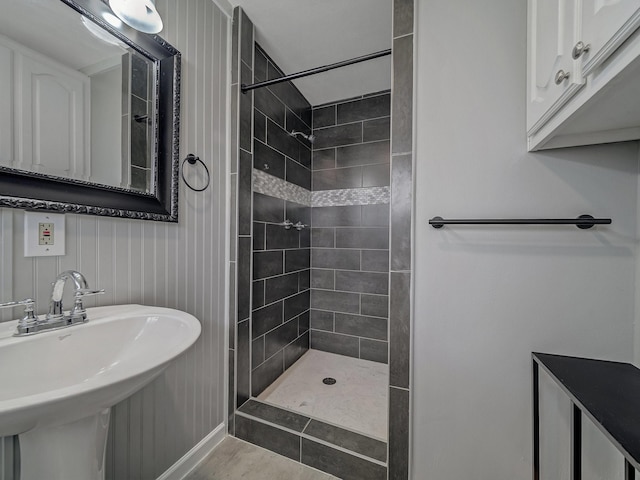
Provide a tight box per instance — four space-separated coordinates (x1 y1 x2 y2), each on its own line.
257 349 388 440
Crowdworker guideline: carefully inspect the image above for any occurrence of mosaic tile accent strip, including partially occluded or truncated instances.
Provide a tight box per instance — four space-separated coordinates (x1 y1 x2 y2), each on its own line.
312 187 390 207
253 169 312 206
253 169 390 207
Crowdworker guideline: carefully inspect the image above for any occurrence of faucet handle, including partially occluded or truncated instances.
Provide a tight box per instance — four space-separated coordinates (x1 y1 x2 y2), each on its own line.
0 298 39 335
70 289 105 323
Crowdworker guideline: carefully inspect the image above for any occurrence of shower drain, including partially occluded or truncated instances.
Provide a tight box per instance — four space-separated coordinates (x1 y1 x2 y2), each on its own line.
322 377 337 385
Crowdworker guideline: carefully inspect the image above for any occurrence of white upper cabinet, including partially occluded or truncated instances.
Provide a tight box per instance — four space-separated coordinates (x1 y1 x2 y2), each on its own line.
527 0 640 150
578 0 640 76
527 0 584 134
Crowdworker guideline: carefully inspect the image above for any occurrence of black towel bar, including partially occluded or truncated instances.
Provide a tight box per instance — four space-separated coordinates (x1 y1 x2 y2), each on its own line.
429 215 611 230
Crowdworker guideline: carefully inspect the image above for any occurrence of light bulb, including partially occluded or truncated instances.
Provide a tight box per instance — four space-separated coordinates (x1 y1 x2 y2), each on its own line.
108 0 163 34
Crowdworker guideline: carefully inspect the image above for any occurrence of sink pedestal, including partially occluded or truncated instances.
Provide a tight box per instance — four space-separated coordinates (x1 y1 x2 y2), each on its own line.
19 409 110 480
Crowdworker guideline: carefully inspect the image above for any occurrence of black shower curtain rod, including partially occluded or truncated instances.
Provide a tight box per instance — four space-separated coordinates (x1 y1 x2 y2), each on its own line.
240 49 392 93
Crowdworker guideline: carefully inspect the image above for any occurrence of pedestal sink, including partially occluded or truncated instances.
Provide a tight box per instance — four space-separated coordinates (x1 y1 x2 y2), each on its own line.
0 304 201 480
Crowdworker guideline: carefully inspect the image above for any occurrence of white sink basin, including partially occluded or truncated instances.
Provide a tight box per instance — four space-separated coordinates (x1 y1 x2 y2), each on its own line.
0 304 201 480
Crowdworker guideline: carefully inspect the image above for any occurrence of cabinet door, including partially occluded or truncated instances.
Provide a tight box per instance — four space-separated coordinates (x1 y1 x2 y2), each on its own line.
15 52 89 180
578 0 640 76
527 0 585 134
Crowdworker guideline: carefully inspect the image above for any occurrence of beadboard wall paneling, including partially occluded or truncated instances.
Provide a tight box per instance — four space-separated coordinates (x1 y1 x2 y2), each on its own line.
0 1 230 479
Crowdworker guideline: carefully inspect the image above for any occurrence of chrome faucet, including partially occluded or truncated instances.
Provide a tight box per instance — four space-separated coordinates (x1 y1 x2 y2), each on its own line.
47 270 104 326
0 270 104 336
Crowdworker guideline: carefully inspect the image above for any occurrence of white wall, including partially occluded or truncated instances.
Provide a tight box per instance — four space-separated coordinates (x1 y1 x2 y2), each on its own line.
412 1 640 479
0 1 230 478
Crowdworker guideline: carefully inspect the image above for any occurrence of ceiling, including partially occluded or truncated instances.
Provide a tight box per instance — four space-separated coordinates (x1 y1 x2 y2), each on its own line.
229 0 393 106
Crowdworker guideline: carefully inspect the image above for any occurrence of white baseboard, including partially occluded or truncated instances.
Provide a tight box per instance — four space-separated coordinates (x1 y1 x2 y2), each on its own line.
156 423 226 480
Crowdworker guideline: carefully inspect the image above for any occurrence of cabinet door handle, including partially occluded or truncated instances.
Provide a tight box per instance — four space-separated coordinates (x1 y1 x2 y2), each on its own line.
555 69 570 84
572 41 591 59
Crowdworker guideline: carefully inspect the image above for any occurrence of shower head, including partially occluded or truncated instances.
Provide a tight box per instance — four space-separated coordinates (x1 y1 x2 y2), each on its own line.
290 130 315 144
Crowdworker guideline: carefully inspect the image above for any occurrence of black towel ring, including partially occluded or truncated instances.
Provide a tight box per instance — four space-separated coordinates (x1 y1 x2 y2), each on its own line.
181 154 210 192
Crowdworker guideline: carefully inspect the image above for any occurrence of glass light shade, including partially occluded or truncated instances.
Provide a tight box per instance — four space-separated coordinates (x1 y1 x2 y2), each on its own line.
108 0 163 34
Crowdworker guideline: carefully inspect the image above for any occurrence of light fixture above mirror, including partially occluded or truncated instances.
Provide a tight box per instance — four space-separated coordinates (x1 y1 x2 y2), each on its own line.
108 0 163 34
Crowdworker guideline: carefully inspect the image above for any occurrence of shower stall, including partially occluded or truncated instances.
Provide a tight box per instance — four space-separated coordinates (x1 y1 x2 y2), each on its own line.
229 5 413 479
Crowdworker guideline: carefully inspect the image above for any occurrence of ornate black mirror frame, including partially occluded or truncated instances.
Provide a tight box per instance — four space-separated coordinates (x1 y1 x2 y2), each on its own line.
0 0 181 222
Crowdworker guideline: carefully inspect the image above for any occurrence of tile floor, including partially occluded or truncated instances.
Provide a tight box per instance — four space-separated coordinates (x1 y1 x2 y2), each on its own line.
257 349 388 440
185 436 338 480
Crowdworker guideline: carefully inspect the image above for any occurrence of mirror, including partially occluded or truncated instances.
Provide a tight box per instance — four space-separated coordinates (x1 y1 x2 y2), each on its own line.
0 0 180 221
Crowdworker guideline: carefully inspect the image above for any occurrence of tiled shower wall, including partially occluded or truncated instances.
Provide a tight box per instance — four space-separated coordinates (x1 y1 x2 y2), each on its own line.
310 92 391 364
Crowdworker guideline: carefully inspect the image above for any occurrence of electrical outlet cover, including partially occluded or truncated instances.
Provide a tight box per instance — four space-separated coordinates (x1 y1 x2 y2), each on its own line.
24 212 66 257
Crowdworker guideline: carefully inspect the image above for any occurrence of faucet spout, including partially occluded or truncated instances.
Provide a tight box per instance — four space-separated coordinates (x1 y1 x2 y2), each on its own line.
48 270 89 319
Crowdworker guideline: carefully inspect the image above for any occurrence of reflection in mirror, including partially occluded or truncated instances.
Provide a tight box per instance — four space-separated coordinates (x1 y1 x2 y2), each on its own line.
0 0 155 193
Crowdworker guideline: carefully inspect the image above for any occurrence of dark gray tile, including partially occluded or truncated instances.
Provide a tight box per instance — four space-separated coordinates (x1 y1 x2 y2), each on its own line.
311 290 359 314
392 35 413 155
251 351 284 397
361 250 390 272
252 335 264 368
335 271 389 295
360 339 388 363
363 164 391 188
285 249 310 273
286 201 311 226
130 166 148 190
312 249 360 270
230 84 238 172
310 309 334 331
267 119 299 160
299 143 312 169
313 205 361 227
303 420 387 462
300 227 311 248
236 319 250 407
229 267 237 335
313 123 362 149
235 414 301 461
336 141 390 168
299 269 311 290
254 109 266 143
313 105 336 128
310 330 359 358
312 148 336 171
363 117 391 142
335 227 389 249
312 167 362 191
311 269 334 289
265 273 299 304
268 77 311 127
254 193 285 223
255 87 285 127
239 84 252 152
252 280 265 310
337 94 391 124
286 159 311 190
361 294 389 318
298 311 310 333
312 228 335 248
335 313 388 341
237 237 251 321
284 290 310 320
266 224 299 250
394 0 414 37
253 251 283 280
230 177 237 256
285 331 309 369
239 399 310 433
362 204 390 227
301 439 387 480
238 151 252 235
254 140 285 179
253 222 265 251
389 387 410 480
390 272 410 388
252 301 283 338
265 318 299 358
130 52 149 100
239 9 253 68
391 154 412 271
254 45 268 82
